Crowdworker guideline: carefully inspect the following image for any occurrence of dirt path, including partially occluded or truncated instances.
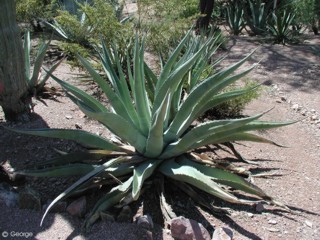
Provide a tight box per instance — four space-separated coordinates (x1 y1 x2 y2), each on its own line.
0 35 320 239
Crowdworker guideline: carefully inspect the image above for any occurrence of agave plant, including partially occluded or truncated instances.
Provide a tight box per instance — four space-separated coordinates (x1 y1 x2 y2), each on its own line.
268 10 295 44
10 30 293 230
226 1 245 35
244 0 272 35
23 31 63 97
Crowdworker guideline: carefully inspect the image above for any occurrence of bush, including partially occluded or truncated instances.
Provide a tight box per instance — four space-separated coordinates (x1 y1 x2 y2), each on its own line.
136 0 199 56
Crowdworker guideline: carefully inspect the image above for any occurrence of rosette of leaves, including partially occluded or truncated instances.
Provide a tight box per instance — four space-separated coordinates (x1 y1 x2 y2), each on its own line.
268 10 296 45
226 1 245 35
10 31 294 229
23 31 63 97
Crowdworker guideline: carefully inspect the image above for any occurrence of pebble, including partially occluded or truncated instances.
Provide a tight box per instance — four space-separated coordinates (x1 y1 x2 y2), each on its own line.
255 203 265 213
267 227 280 232
305 220 313 228
65 115 73 119
212 227 233 240
291 104 301 111
66 196 87 217
170 216 211 240
268 219 277 225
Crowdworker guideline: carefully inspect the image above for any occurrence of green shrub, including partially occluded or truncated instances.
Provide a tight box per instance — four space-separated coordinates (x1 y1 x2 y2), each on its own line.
10 31 294 230
203 79 262 120
136 0 199 57
46 0 134 68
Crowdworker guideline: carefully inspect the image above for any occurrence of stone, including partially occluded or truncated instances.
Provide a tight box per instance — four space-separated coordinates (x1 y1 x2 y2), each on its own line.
136 214 154 230
267 228 280 232
291 104 300 111
268 219 277 225
117 205 132 223
305 220 313 228
170 216 211 240
310 115 318 121
255 202 265 213
65 115 73 119
66 196 87 217
212 227 233 240
0 182 18 207
18 186 42 210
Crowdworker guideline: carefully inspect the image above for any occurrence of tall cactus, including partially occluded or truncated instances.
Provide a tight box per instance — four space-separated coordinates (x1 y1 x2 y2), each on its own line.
0 0 30 121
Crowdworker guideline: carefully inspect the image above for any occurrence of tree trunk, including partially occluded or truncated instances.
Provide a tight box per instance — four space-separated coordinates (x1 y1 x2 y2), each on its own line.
196 0 215 32
0 0 31 121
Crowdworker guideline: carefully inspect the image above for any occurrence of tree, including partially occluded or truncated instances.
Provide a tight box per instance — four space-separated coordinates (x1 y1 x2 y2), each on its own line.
0 0 31 121
196 0 215 31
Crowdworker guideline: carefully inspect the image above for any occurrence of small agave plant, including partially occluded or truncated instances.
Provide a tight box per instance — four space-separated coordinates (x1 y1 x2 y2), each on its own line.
11 31 293 229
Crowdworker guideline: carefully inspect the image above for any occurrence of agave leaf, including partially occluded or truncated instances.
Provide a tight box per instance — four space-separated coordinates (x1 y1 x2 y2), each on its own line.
133 37 151 135
195 85 260 118
177 157 271 200
153 39 210 115
77 54 138 125
164 54 257 142
44 20 69 40
48 72 107 112
194 132 284 150
145 92 170 158
156 29 192 91
161 112 265 159
23 31 31 81
7 127 121 151
159 158 257 204
16 164 98 177
34 149 127 167
41 156 132 226
132 160 162 200
144 62 157 103
78 102 147 154
84 176 133 230
38 57 65 90
29 40 50 88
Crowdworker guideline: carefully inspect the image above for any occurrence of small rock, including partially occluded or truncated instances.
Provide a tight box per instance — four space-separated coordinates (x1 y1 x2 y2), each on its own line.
19 186 42 210
212 227 233 240
301 110 307 116
255 202 265 213
247 213 254 218
311 109 316 113
170 216 211 240
66 196 87 217
75 123 82 129
0 182 19 207
136 214 154 230
276 99 282 103
117 205 132 223
100 212 115 222
310 115 318 121
291 104 300 111
280 96 287 102
268 219 277 225
267 228 280 232
65 115 73 119
305 220 313 228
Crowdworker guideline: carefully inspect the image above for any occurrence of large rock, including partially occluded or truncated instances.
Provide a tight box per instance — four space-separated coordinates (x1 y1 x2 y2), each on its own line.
66 196 87 217
170 216 211 240
212 227 233 240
